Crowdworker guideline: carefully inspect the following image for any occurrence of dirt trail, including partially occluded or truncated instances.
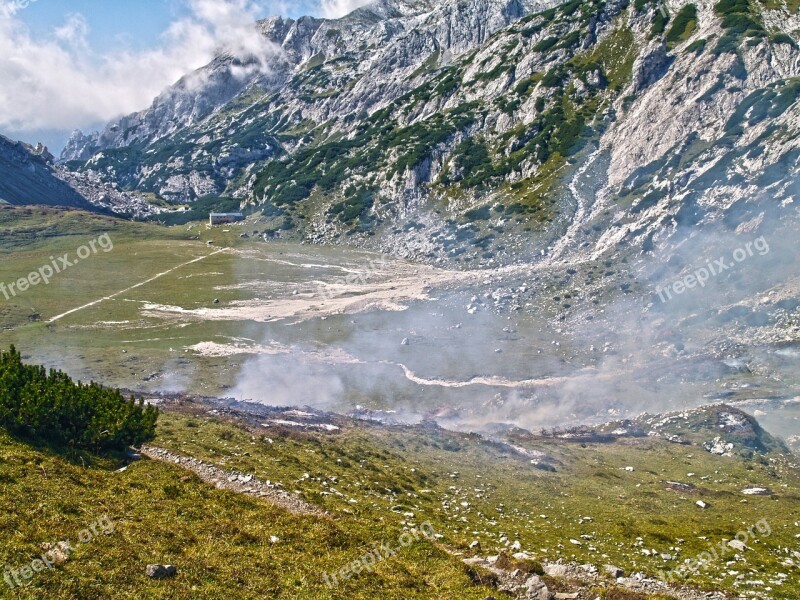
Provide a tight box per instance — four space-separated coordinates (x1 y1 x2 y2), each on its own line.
49 248 228 323
139 445 327 517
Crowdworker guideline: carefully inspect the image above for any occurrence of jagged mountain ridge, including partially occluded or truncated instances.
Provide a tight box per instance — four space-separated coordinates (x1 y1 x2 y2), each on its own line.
62 0 800 267
62 0 558 160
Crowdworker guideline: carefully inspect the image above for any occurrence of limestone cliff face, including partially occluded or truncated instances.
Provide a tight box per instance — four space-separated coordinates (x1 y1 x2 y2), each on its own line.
62 0 799 265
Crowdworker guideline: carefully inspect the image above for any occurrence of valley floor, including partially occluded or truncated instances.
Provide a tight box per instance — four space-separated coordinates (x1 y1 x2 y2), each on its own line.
0 207 799 598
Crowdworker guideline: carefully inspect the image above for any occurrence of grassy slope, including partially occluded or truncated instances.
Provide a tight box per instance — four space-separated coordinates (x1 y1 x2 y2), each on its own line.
2 401 797 598
155 409 800 597
0 425 488 599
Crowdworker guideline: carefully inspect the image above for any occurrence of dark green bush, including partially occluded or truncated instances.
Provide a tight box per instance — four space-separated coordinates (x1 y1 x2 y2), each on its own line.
560 0 582 16
771 33 797 48
713 0 765 54
541 67 565 88
533 36 559 52
685 38 707 54
651 9 670 37
0 347 158 452
450 138 496 188
666 4 698 44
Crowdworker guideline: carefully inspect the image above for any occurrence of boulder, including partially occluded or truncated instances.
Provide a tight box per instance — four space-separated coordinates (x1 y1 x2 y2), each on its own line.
146 564 177 579
727 539 748 552
604 564 625 578
523 574 552 600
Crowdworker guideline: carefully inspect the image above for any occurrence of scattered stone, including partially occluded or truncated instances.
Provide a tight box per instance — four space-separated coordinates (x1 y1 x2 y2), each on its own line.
704 437 734 456
604 564 624 578
139 446 326 517
741 487 771 496
544 563 570 578
40 542 70 565
146 564 177 579
727 539 748 552
696 500 708 509
523 574 550 600
666 481 696 493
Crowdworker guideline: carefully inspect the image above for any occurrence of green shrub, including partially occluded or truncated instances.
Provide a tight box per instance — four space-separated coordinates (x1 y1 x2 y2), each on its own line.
556 31 582 50
685 38 707 54
713 0 765 54
541 67 565 88
328 187 375 225
651 8 670 36
0 346 158 452
449 138 496 188
533 36 559 52
771 33 797 48
560 0 582 16
666 4 698 45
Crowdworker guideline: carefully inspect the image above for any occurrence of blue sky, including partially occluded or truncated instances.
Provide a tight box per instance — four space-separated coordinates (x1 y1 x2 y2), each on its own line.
16 0 319 53
2 0 370 152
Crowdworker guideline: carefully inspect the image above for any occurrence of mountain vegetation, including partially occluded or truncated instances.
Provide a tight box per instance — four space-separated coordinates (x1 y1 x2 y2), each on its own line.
0 346 158 452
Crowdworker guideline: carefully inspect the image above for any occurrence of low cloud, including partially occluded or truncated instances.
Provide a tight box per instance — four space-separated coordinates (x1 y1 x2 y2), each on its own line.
0 0 281 133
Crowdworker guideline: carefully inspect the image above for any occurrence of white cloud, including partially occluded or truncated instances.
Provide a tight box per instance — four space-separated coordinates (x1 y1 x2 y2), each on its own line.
319 0 374 19
0 0 281 133
52 12 89 49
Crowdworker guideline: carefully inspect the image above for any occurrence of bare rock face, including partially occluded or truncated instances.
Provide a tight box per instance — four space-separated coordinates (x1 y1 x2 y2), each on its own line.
603 564 624 578
61 130 99 162
631 40 673 93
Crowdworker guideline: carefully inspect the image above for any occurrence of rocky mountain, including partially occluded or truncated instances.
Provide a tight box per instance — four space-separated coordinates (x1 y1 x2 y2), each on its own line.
0 135 162 218
62 0 800 267
0 135 94 210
